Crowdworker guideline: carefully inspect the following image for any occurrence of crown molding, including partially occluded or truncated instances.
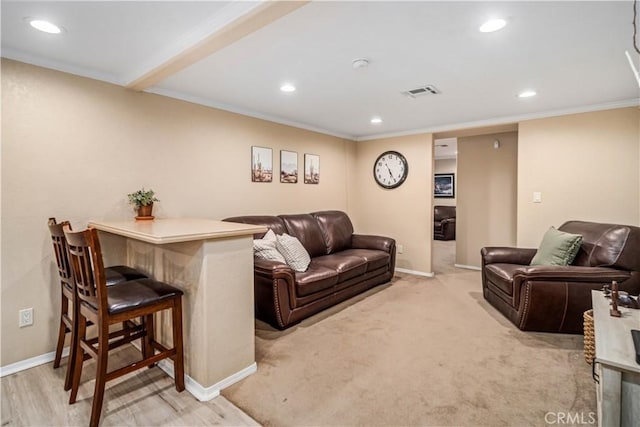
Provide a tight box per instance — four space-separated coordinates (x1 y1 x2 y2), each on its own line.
1 49 122 85
355 98 640 142
145 86 355 140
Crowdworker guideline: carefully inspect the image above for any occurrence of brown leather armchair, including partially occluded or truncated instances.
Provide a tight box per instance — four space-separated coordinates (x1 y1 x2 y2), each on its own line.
434 206 456 240
481 221 640 333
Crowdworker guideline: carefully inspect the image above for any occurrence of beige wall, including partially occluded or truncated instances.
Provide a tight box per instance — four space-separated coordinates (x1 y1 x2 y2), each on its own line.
351 134 433 274
1 59 355 366
456 132 518 267
4 59 638 369
517 108 640 247
434 158 457 207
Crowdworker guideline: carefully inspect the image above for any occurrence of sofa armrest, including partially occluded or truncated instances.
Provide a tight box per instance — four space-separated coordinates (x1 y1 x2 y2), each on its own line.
254 258 292 275
513 265 630 283
253 258 298 329
352 234 395 253
511 266 634 333
481 247 537 265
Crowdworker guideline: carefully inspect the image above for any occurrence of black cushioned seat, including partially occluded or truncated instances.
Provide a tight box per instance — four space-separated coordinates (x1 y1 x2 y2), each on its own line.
105 265 148 286
91 278 185 315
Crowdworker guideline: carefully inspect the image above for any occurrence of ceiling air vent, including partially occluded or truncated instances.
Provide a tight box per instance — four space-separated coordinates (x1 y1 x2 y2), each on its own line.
402 84 441 98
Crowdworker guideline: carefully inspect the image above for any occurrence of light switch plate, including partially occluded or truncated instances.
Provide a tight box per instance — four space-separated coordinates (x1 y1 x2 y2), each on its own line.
533 192 542 203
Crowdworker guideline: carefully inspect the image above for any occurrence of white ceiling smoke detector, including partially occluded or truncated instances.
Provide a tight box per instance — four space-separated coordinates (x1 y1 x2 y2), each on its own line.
352 58 370 69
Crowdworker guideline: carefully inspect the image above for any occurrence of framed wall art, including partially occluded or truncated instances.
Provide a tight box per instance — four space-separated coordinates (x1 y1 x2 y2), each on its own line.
304 154 320 184
280 150 298 183
251 146 273 182
434 173 455 198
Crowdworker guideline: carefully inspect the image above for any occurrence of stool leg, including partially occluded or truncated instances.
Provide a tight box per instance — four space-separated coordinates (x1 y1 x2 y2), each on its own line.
69 315 87 404
90 322 110 427
172 297 185 392
144 314 155 367
63 305 78 391
53 289 68 369
138 317 147 363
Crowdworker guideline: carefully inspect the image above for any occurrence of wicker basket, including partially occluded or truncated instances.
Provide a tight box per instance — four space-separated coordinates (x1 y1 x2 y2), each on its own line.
583 309 595 364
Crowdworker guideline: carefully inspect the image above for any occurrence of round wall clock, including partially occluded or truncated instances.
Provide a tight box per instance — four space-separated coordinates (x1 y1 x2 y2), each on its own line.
373 150 408 189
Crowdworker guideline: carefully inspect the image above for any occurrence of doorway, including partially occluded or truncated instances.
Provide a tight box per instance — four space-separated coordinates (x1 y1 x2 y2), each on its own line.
431 125 519 274
433 138 458 274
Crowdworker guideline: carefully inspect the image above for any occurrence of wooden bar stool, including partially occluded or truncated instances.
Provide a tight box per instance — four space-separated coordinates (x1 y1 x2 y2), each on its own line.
64 225 185 427
48 218 148 391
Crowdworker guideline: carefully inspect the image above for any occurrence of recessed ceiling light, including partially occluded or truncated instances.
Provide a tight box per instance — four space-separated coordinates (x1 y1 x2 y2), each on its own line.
29 19 63 34
370 117 382 124
517 90 537 98
479 18 506 33
280 84 296 93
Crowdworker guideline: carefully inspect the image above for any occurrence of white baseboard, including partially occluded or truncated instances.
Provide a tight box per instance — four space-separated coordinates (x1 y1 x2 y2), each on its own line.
395 268 435 278
156 359 257 402
0 346 70 377
1 346 257 403
454 264 482 271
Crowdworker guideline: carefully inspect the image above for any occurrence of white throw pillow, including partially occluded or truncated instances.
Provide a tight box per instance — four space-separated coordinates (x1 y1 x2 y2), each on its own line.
262 229 277 242
276 233 311 272
253 237 286 263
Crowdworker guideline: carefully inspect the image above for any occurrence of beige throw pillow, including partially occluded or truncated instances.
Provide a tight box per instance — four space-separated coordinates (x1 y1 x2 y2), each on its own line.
253 230 286 263
262 229 277 242
276 233 311 272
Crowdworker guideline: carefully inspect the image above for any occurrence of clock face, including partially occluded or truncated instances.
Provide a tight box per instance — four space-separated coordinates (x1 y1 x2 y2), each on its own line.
373 151 408 189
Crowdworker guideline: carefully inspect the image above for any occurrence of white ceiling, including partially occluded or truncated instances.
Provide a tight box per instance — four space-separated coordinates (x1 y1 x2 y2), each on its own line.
2 1 639 140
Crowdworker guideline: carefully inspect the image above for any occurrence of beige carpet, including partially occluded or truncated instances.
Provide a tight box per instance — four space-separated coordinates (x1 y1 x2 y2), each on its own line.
222 272 595 426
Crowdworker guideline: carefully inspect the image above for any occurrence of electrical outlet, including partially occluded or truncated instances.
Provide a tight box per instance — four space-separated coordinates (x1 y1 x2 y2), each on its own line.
397 244 404 254
19 308 33 327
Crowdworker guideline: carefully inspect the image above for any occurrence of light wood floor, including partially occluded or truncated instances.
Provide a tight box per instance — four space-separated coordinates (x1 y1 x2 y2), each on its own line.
1 345 259 426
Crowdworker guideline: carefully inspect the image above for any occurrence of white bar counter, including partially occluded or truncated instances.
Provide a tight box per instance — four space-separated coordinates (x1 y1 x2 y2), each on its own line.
89 218 266 401
592 290 640 427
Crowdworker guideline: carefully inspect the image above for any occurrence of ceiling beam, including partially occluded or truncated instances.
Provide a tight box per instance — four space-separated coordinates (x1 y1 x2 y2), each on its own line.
126 1 309 91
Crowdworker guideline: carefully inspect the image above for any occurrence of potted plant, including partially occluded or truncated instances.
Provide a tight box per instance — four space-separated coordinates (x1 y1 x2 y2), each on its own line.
127 188 159 220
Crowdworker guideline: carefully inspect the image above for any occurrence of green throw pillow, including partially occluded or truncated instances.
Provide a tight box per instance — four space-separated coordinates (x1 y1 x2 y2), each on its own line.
530 226 583 266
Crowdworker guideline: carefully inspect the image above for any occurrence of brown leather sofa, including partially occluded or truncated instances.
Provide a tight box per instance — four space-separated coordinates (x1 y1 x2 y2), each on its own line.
223 211 396 329
481 221 640 333
434 205 456 240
